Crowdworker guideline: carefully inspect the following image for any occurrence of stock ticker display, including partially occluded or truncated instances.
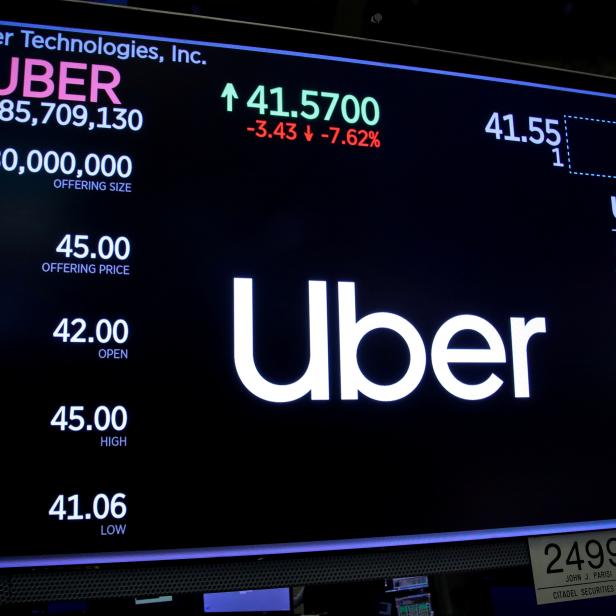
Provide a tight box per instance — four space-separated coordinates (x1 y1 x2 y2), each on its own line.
0 9 615 567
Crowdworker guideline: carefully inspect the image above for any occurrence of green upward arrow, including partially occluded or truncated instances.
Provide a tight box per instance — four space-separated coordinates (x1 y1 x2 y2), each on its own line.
221 83 239 112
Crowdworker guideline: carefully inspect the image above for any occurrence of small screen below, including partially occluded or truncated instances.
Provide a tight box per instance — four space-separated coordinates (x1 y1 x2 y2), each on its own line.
203 589 291 613
386 577 429 593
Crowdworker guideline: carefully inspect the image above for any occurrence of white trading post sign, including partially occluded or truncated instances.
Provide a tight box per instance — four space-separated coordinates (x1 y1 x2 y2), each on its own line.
529 530 616 605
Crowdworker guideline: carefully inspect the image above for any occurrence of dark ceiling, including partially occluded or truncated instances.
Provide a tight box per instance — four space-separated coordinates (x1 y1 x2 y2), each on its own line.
97 0 615 76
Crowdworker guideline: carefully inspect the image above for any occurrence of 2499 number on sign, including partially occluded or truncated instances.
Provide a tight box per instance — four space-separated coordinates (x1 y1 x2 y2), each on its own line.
528 530 616 605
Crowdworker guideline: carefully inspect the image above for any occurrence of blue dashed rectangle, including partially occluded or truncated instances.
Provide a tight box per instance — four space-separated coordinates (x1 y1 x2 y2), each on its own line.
564 115 616 179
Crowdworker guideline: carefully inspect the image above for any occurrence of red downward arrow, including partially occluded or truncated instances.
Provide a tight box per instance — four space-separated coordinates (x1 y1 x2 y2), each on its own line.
304 125 314 142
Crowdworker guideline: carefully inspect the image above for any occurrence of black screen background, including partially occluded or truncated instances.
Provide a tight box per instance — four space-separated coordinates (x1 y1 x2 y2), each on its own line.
0 19 615 558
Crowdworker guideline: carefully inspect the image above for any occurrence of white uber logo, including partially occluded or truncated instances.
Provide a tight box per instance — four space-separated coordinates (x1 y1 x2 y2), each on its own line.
233 278 546 403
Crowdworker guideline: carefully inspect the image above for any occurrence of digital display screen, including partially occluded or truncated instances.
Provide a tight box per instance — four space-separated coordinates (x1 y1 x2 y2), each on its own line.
1 3 616 568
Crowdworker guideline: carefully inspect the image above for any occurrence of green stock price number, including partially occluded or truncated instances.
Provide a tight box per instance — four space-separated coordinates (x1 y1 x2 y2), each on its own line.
221 83 380 126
